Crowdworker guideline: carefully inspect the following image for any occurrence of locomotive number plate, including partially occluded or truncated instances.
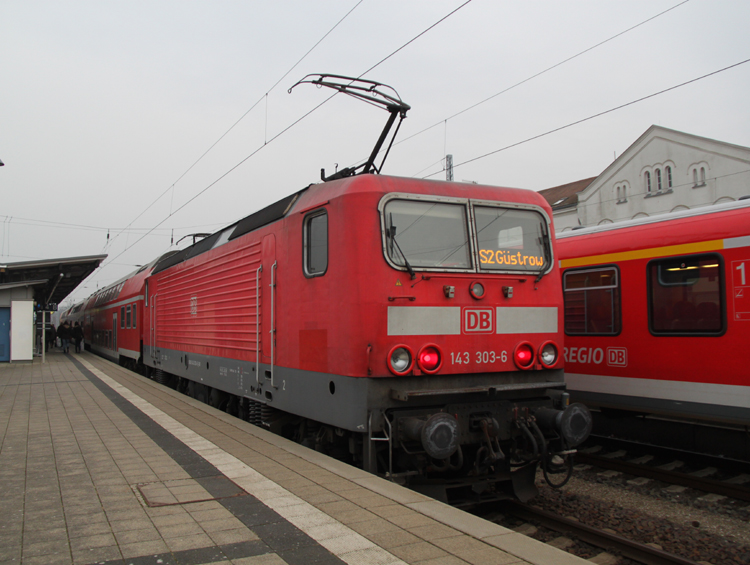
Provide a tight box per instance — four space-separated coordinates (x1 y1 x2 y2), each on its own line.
450 350 508 365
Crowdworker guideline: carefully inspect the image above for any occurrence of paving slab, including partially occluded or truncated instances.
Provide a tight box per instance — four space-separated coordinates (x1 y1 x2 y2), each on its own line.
0 351 590 564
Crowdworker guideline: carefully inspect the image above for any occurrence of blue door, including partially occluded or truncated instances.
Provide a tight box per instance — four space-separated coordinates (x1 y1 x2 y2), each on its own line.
0 308 10 362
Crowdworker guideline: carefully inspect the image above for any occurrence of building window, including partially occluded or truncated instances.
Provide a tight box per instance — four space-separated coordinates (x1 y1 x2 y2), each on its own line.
656 168 662 191
564 267 621 335
304 209 328 277
666 166 673 188
644 171 651 194
616 184 627 204
693 166 707 188
648 254 724 335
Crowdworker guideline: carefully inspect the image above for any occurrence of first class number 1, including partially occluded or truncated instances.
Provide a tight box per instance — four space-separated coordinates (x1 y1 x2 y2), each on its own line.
451 351 508 364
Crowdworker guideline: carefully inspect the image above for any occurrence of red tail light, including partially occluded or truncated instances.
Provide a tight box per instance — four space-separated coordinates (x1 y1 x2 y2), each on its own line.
514 342 535 370
417 344 442 374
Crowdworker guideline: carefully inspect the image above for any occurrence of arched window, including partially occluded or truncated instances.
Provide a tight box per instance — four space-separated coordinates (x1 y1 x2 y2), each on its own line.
656 168 662 191
622 184 627 201
693 168 698 186
700 167 706 183
644 171 651 193
666 166 673 188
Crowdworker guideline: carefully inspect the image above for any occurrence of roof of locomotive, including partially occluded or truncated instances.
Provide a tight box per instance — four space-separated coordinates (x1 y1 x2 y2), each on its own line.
151 175 552 276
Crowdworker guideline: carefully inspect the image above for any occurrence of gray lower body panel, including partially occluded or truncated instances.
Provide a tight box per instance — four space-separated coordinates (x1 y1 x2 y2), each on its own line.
144 346 565 432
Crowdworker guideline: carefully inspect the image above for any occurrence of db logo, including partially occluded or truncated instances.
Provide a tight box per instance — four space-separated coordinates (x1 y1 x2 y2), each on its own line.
607 347 628 367
463 308 494 334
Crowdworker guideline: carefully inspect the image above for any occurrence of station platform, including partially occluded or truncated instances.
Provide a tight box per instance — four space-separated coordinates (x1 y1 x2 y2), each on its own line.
0 351 588 565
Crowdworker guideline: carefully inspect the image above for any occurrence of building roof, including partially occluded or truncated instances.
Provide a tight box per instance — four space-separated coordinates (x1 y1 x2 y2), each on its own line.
538 177 596 210
0 254 107 308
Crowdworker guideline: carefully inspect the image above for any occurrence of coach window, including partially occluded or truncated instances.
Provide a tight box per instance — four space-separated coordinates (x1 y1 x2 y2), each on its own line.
303 209 328 277
384 199 471 271
132 303 137 329
563 267 620 335
120 307 125 329
648 254 724 335
126 305 132 329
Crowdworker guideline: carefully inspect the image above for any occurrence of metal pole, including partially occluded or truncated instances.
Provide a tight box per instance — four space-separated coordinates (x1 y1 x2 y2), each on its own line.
42 311 46 364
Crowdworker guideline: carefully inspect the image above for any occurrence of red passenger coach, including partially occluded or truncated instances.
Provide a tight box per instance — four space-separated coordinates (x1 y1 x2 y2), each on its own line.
557 199 750 430
137 174 591 502
81 260 160 368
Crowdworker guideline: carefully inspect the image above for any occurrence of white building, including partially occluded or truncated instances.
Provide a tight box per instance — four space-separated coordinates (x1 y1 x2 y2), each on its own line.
540 125 750 232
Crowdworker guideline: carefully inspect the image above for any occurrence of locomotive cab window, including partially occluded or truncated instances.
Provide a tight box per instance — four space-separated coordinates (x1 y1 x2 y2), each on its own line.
383 199 471 270
303 209 328 277
475 206 549 272
563 267 621 335
648 254 724 335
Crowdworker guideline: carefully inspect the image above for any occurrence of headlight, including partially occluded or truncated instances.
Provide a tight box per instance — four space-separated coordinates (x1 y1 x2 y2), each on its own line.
539 341 558 368
469 281 485 300
388 345 414 375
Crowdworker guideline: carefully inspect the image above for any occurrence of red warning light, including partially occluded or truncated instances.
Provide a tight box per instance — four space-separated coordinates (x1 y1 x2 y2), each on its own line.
417 344 442 374
514 342 535 370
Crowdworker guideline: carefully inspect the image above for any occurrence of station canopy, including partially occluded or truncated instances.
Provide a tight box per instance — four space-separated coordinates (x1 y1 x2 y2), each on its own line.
0 254 107 310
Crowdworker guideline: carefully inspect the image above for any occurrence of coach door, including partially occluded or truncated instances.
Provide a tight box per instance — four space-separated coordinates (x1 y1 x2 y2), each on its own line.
112 313 117 352
261 234 277 387
0 308 9 362
149 292 160 365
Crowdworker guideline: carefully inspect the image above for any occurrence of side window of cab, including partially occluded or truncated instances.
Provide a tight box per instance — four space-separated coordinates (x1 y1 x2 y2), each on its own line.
303 210 328 277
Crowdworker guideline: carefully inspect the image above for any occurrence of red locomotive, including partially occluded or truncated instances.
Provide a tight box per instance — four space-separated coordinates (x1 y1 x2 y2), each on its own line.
557 199 750 434
70 76 592 502
72 173 592 503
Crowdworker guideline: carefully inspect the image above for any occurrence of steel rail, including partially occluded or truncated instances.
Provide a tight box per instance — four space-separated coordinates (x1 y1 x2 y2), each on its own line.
576 453 750 503
504 501 703 565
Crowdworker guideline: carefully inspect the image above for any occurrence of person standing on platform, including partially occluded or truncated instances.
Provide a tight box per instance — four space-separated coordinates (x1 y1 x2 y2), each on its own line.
59 321 71 354
72 322 83 353
47 324 57 352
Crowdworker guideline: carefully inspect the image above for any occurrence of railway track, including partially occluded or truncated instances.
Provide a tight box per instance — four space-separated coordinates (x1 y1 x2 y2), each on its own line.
577 450 750 502
577 436 750 503
500 501 704 565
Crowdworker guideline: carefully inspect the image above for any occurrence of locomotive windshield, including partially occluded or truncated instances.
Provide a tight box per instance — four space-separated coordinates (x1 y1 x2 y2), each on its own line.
383 197 550 273
475 206 549 272
384 200 472 269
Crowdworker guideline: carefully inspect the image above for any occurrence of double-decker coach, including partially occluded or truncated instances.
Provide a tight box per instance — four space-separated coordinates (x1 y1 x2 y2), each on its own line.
557 199 750 429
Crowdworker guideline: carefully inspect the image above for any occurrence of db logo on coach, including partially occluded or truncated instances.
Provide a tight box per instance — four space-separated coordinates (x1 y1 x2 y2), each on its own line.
463 308 494 334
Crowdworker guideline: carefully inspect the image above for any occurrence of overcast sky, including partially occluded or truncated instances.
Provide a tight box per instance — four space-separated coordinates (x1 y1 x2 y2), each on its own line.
2 0 749 306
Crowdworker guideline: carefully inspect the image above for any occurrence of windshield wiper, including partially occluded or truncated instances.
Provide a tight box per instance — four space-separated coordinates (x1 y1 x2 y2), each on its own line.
387 216 416 280
535 227 552 282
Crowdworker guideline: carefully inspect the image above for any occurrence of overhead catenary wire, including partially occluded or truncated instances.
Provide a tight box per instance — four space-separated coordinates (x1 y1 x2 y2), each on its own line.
102 0 366 255
96 0 475 276
345 0 691 176
419 57 750 180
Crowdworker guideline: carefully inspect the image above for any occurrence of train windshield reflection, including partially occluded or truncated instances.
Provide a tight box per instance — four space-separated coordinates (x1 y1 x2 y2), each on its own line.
384 200 472 269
